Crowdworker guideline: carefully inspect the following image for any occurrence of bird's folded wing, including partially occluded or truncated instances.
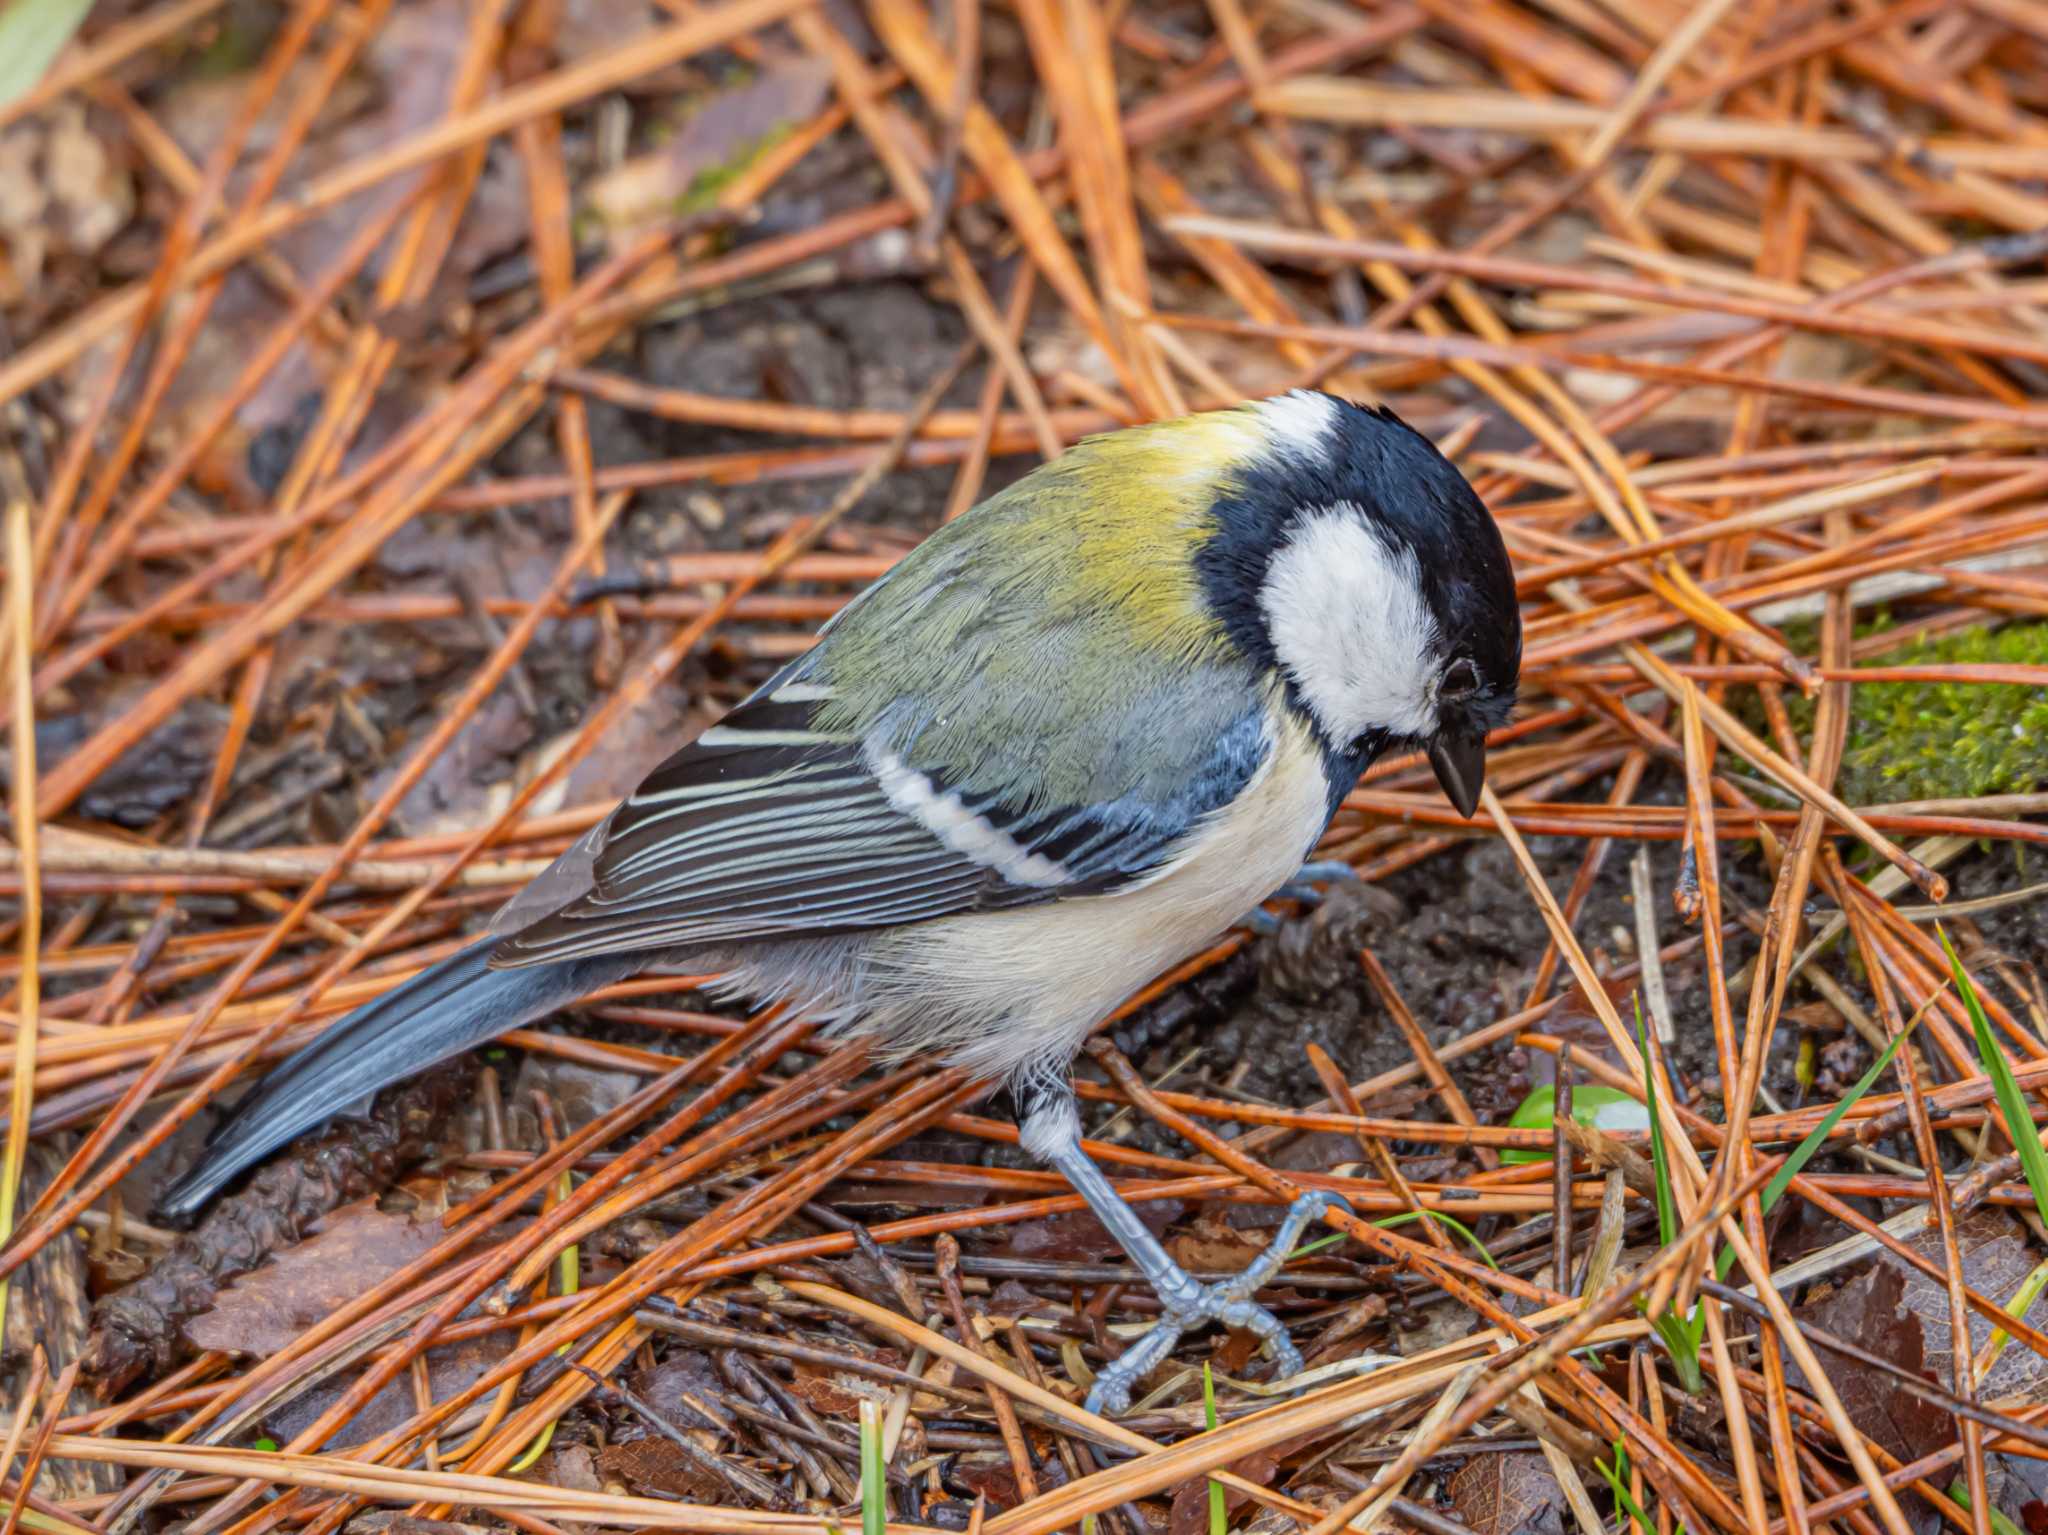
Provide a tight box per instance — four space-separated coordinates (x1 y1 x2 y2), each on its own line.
490 673 1270 966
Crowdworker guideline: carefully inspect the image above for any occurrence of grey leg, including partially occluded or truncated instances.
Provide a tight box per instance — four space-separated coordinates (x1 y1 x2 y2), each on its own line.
1238 859 1362 935
1020 1090 1348 1416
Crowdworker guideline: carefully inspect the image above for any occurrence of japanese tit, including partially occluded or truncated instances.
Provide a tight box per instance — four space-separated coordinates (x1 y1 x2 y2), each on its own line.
158 390 1519 1405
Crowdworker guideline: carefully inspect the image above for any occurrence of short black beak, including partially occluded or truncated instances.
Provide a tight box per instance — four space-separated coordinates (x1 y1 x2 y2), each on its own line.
1427 727 1485 819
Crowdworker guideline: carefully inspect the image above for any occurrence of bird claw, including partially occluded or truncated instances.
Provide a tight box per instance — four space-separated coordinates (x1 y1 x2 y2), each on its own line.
1236 859 1362 934
1273 859 1363 905
1083 1189 1351 1416
1237 907 1283 937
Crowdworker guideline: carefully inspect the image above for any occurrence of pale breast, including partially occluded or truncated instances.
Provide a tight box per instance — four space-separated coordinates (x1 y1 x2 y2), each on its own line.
857 708 1336 1081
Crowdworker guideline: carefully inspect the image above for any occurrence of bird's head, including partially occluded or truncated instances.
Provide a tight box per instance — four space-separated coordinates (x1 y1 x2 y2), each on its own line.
1196 390 1521 817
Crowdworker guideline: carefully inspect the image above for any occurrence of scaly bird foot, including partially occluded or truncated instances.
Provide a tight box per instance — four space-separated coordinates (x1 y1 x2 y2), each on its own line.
1083 1189 1351 1417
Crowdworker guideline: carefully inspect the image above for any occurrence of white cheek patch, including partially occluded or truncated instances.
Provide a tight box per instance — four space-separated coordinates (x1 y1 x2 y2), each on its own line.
1257 505 1439 744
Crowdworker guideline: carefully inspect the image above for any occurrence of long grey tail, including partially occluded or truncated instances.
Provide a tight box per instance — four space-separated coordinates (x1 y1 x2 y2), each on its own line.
155 940 633 1222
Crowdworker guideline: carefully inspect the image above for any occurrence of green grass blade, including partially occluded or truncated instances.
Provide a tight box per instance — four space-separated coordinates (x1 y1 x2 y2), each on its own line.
861 1398 886 1535
1204 1362 1226 1535
1949 1481 2026 1535
1761 1011 1919 1216
0 1501 98 1535
1598 1441 1654 1535
1635 998 1679 1250
505 1172 580 1474
1982 1252 2048 1378
1632 998 1706 1391
1368 1210 1501 1269
1649 1307 1706 1394
1945 926 2048 1230
1710 1004 1923 1283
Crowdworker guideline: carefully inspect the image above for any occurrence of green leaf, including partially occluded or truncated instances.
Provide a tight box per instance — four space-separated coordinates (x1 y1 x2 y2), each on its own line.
253 1437 278 1453
1499 1083 1650 1166
1946 927 2048 1231
0 0 93 110
1204 1362 1226 1535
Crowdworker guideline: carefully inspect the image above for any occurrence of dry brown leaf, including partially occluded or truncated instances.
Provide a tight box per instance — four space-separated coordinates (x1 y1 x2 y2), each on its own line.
184 1194 450 1357
1166 1211 1267 1274
788 1349 899 1417
597 1439 727 1501
1444 1450 1571 1535
1790 1207 2048 1464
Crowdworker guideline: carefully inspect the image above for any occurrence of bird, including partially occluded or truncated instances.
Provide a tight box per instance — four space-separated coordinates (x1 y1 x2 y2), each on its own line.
157 388 1520 1414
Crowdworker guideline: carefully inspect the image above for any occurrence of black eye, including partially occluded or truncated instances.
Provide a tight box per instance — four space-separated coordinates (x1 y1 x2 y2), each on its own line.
1441 657 1480 701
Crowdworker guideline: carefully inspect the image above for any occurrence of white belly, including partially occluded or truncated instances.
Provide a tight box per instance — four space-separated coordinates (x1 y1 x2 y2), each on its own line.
860 709 1335 1081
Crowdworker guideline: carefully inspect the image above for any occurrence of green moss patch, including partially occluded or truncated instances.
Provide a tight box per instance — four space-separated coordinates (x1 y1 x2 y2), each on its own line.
1776 618 2048 805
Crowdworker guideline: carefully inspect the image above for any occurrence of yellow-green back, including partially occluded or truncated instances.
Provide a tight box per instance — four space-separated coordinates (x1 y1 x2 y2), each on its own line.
808 404 1288 807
